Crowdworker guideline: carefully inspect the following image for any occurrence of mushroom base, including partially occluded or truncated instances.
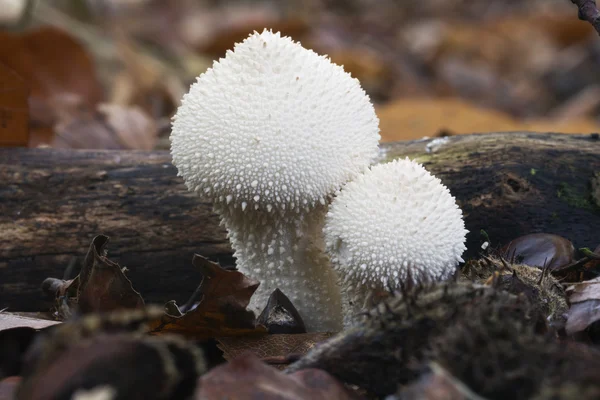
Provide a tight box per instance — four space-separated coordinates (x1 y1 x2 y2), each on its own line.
214 204 343 332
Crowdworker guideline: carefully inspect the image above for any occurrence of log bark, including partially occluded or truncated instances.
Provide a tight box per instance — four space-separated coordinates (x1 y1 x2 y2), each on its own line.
1 132 599 311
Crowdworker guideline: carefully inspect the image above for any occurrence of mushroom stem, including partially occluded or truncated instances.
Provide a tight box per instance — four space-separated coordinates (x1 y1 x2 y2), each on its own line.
215 203 343 332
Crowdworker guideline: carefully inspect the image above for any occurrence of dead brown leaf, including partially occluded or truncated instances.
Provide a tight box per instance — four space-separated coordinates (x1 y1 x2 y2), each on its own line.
149 255 267 340
328 48 392 96
566 277 600 335
217 332 333 363
51 99 123 149
42 235 144 317
0 26 102 105
109 36 187 120
501 233 575 271
18 333 203 400
396 363 486 400
180 4 309 58
96 103 158 150
0 26 103 147
0 377 20 400
48 100 158 150
0 313 60 332
0 62 28 146
77 235 144 314
195 353 358 400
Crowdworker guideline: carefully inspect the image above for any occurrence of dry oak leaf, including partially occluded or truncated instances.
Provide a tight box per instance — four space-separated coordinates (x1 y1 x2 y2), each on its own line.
196 353 358 400
149 254 267 340
377 98 600 142
217 332 334 364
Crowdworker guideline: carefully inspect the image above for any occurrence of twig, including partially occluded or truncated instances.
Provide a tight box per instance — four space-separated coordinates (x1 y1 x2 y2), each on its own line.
552 256 591 275
571 0 600 36
580 247 600 259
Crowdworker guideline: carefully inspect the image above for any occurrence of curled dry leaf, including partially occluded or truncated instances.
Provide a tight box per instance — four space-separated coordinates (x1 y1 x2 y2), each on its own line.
566 276 600 335
196 353 358 400
42 235 144 318
501 233 575 271
78 235 144 314
217 332 334 365
149 255 267 340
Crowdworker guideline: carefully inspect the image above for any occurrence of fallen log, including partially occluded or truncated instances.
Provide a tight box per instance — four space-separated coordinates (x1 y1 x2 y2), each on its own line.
1 132 599 311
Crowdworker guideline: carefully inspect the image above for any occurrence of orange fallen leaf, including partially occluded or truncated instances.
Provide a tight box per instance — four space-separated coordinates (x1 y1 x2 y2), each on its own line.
149 255 267 340
328 48 392 96
0 27 102 106
0 26 103 147
0 62 28 146
377 97 600 141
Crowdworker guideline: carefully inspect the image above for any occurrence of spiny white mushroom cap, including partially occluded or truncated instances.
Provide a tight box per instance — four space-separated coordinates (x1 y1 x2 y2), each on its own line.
324 158 468 288
170 30 380 214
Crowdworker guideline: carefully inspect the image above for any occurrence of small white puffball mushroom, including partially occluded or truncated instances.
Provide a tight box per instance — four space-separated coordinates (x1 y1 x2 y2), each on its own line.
324 158 468 327
170 29 380 331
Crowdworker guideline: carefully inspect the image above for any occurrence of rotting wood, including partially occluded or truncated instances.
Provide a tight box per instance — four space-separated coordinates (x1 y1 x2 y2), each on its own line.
1 132 599 311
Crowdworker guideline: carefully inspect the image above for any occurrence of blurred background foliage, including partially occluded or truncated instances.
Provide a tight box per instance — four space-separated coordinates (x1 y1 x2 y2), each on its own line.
0 0 599 149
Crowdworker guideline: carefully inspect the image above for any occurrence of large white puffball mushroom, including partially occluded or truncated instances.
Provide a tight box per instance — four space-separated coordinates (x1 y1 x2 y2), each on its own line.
324 158 468 327
170 30 380 332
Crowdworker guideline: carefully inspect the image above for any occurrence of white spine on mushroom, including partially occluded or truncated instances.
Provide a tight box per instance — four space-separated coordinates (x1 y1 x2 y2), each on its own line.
324 158 468 327
170 30 380 331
